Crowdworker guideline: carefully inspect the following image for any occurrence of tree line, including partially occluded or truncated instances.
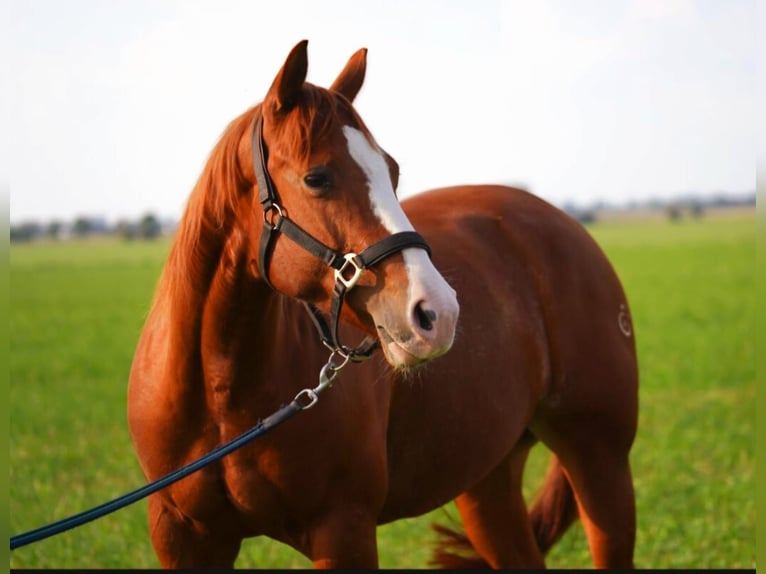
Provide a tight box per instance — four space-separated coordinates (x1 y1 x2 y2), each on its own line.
11 191 755 243
10 213 170 243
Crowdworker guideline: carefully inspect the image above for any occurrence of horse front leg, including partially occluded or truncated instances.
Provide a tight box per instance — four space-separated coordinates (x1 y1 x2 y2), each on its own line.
308 505 380 568
147 495 243 569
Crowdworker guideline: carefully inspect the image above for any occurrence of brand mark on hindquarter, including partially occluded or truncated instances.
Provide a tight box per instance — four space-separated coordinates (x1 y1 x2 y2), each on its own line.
618 304 632 337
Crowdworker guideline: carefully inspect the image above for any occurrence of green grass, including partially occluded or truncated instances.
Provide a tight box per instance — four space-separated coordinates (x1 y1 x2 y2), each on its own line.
9 213 756 569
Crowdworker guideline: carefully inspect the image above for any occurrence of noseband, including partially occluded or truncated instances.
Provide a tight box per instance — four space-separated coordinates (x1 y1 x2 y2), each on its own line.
251 114 431 361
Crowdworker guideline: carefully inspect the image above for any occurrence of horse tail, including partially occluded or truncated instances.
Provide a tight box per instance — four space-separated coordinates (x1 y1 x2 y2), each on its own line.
429 523 489 569
529 455 579 554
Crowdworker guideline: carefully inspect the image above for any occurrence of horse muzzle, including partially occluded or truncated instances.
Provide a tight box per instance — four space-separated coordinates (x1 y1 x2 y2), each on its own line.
373 261 459 368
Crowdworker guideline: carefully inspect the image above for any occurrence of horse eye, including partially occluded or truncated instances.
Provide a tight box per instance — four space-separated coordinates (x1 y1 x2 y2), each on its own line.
303 169 332 192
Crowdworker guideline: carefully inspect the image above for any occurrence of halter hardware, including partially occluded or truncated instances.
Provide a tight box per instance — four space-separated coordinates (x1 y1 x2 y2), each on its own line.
263 203 283 227
335 253 364 290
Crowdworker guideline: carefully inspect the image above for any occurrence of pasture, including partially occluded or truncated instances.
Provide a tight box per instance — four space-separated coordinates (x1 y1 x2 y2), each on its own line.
9 209 755 569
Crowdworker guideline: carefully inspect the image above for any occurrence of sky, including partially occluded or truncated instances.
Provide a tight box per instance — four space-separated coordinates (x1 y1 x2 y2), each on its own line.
4 0 757 224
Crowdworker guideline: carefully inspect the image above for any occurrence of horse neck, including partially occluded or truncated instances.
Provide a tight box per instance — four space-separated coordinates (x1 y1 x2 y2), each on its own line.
154 220 291 394
151 106 268 365
147 105 310 401
201 228 275 371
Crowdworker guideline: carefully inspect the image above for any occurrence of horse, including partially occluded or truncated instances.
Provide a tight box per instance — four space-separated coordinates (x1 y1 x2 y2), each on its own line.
128 40 638 569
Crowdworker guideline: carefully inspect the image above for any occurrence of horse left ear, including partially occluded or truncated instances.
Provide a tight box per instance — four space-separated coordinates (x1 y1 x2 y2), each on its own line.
329 48 367 103
266 39 309 115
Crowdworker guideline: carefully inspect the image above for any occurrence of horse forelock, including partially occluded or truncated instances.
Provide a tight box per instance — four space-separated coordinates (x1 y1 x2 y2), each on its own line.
272 84 367 163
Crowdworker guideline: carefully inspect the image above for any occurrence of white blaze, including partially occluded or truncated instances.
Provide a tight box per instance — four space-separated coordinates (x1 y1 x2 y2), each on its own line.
343 127 413 229
342 126 457 315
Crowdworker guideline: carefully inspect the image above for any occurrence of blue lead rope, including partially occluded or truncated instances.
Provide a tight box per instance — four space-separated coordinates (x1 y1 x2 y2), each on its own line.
10 399 303 550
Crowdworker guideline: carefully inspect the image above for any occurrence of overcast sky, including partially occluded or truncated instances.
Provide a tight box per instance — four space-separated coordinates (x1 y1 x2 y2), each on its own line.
4 0 756 223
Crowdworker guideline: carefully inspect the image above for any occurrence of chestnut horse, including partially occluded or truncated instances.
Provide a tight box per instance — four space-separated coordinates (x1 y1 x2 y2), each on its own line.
128 40 638 569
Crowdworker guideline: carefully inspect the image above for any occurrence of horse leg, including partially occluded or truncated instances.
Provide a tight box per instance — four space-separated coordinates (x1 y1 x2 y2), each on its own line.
533 418 636 568
562 444 635 568
307 506 379 569
452 440 546 569
147 495 242 569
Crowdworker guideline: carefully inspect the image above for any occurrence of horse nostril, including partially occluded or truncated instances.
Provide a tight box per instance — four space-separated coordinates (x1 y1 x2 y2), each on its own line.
414 302 436 332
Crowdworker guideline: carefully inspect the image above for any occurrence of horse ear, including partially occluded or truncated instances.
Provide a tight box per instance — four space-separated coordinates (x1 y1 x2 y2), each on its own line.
329 47 367 103
266 39 309 115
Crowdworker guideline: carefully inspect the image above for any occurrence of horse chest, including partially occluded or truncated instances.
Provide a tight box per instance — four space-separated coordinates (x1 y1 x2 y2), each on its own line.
163 445 306 541
220 439 330 535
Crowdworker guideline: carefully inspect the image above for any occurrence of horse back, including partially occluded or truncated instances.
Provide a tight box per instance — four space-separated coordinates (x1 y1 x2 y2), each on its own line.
405 184 638 405
402 185 635 369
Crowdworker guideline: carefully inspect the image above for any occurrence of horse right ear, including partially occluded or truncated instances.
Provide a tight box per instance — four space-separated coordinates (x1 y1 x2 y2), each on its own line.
265 39 309 115
330 47 367 103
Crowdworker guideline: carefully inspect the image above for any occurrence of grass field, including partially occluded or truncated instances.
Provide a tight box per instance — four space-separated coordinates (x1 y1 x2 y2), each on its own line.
9 211 755 569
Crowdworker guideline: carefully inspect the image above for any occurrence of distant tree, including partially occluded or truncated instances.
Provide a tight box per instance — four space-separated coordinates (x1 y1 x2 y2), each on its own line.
10 221 41 242
666 204 683 222
137 213 162 239
115 219 136 241
72 216 94 237
690 202 705 219
575 210 597 225
46 220 62 240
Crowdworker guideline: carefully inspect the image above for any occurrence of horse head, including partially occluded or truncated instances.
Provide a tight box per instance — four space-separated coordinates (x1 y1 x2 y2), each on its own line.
239 40 459 368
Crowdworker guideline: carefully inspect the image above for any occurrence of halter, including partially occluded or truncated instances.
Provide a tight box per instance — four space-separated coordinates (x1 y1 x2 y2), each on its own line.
251 114 432 361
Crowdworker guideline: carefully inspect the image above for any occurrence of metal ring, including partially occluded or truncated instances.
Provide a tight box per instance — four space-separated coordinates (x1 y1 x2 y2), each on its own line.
263 203 283 227
294 388 319 410
327 349 352 371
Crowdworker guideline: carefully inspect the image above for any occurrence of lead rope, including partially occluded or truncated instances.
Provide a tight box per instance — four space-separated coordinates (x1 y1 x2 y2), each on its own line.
10 351 347 551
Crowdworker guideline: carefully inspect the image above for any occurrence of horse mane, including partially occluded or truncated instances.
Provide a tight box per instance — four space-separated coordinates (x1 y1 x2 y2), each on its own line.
150 104 256 324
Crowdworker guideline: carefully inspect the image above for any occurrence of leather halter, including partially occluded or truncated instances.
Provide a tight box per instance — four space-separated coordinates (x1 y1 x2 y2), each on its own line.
251 113 432 360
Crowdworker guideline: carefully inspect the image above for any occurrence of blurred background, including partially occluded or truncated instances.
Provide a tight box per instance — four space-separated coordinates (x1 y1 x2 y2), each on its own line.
6 0 755 236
